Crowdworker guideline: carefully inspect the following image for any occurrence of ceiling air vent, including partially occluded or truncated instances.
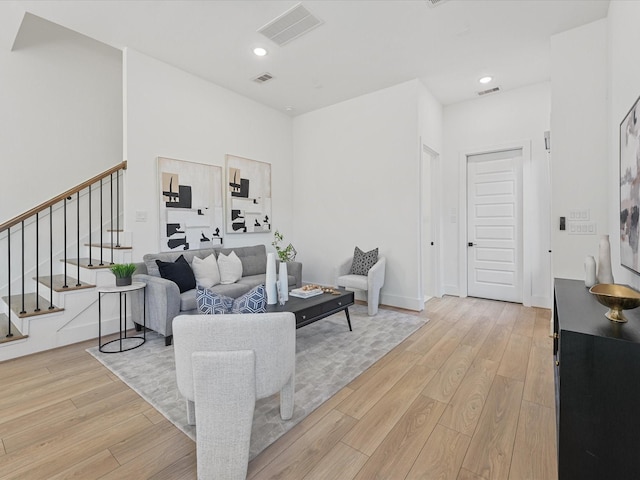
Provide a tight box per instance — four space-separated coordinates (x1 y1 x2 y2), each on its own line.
253 72 274 84
258 3 323 46
477 86 501 96
425 0 451 7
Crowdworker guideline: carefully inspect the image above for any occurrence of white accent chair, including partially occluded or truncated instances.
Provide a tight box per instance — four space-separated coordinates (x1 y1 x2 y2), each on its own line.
173 312 296 480
336 256 386 316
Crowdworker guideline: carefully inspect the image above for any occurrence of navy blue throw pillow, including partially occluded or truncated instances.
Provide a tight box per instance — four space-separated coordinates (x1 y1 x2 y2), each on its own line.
156 255 196 293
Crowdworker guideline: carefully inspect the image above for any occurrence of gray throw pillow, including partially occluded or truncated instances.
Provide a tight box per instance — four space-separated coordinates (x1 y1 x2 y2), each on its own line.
349 246 378 275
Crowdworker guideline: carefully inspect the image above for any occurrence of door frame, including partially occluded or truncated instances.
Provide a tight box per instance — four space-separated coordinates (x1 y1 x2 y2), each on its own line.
458 140 532 306
419 144 442 305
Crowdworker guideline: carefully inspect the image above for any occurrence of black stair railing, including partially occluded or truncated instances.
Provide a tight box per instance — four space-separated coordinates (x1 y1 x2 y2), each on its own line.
0 161 127 338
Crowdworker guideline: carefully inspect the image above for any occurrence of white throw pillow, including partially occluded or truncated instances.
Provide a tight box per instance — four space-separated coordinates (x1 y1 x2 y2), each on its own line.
191 254 221 289
217 251 243 284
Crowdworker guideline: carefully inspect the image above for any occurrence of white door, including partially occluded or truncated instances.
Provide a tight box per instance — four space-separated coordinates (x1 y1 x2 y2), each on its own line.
467 149 523 303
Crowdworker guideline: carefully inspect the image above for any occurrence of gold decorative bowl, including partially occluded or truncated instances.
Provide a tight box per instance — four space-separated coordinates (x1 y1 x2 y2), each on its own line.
589 284 640 323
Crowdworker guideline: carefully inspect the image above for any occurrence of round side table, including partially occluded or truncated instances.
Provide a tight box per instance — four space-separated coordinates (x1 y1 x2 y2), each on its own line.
98 281 146 353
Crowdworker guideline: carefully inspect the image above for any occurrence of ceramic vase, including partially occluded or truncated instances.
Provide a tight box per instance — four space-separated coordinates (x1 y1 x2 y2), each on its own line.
597 235 614 284
584 255 597 288
266 253 277 305
278 262 289 304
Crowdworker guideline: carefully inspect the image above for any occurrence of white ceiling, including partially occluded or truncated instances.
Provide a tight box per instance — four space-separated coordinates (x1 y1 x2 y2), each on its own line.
11 0 610 115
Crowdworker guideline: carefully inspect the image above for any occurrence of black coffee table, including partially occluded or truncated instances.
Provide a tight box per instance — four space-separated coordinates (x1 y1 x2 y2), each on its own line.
266 288 354 331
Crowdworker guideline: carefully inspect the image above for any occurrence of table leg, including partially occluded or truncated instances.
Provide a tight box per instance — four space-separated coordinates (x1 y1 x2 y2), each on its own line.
345 307 352 331
98 293 102 351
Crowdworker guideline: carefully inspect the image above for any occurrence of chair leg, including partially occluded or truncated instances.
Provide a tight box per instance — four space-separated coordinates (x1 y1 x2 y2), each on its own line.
279 372 295 420
186 399 196 425
368 287 381 316
165 335 173 346
192 351 256 480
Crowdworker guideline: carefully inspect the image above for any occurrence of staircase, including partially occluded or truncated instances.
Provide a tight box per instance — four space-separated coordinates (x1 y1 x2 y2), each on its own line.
0 161 133 361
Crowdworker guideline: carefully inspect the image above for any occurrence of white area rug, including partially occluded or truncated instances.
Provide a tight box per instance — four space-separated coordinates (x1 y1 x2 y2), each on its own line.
87 304 427 459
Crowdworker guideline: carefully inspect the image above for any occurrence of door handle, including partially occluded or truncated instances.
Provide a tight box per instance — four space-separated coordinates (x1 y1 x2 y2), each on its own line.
468 242 474 247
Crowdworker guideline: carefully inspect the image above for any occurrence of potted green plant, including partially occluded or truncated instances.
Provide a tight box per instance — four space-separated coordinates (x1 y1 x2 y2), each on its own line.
110 263 137 286
272 230 297 262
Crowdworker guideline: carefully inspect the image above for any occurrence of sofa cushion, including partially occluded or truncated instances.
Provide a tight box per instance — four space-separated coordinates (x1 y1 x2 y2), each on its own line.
238 273 296 288
156 255 196 293
218 251 243 284
216 244 267 276
350 246 379 275
180 289 198 312
191 254 221 288
196 284 267 314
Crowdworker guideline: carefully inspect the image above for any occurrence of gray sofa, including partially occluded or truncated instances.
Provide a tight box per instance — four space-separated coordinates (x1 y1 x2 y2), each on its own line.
132 244 302 345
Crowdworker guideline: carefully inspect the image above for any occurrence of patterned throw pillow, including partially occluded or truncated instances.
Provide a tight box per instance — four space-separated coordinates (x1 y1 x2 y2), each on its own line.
196 287 234 314
196 284 267 315
349 246 379 275
231 284 267 314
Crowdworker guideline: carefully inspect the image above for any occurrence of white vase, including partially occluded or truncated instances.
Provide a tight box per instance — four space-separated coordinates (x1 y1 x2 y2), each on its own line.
266 253 277 305
584 255 597 288
278 262 289 303
597 235 614 284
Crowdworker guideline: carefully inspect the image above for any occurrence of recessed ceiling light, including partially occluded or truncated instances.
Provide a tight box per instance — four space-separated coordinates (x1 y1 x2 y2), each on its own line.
285 106 294 112
479 76 493 84
253 47 268 57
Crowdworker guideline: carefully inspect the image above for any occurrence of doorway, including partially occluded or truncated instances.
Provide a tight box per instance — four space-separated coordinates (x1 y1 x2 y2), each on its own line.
466 148 523 303
421 145 441 304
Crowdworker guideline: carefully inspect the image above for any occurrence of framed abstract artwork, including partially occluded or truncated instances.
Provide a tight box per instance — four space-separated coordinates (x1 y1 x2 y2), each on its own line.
620 95 640 274
225 155 272 233
157 157 223 252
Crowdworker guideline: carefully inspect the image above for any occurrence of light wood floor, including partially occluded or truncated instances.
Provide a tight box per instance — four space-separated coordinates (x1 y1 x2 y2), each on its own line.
0 296 557 479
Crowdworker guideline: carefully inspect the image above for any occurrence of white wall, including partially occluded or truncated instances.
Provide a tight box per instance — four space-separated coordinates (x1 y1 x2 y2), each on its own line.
550 19 608 282
442 82 552 307
124 49 293 260
0 9 122 223
608 2 640 289
293 79 442 310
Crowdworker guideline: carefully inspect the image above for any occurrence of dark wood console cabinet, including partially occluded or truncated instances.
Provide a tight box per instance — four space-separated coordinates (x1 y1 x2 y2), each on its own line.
554 278 640 480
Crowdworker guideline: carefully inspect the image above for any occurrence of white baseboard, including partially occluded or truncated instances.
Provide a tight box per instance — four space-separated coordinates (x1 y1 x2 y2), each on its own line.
443 284 460 296
529 295 552 309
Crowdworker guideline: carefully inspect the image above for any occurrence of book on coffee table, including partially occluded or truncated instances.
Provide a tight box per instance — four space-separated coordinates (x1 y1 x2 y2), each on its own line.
289 287 323 299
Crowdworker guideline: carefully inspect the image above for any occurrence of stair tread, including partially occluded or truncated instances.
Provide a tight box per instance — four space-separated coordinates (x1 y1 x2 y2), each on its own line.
64 258 113 269
35 275 95 292
85 243 132 250
2 294 63 318
0 314 28 343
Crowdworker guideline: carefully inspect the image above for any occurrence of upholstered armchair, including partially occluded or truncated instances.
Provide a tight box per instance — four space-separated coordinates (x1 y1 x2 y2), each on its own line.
173 312 296 480
337 255 386 316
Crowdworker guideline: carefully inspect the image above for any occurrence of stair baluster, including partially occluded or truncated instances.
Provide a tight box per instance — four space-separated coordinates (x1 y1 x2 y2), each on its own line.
110 173 114 264
100 179 104 266
35 214 40 312
116 171 121 247
6 227 12 338
20 221 25 315
88 185 93 268
63 198 68 288
76 192 81 286
49 206 54 309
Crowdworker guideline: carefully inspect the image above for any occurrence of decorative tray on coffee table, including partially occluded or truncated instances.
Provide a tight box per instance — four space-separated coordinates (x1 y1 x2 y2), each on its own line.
290 284 341 298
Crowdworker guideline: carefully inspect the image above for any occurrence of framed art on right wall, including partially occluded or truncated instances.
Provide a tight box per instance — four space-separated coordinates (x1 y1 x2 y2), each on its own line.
620 95 640 274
